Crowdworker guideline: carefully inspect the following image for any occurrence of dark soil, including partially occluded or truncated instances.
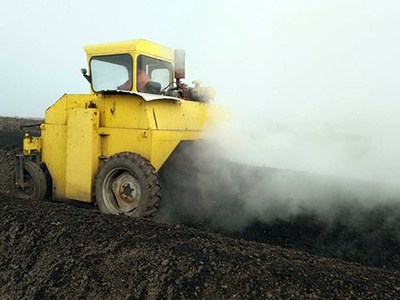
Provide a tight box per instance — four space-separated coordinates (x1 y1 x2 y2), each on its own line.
1 116 400 299
0 146 18 196
1 196 400 299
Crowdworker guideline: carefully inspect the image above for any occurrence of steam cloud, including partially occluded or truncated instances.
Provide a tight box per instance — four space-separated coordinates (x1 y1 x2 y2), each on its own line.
156 138 400 230
157 1 400 233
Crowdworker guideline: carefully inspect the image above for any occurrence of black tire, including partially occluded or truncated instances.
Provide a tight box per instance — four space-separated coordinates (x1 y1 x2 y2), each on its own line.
14 160 47 201
40 163 53 200
95 152 161 219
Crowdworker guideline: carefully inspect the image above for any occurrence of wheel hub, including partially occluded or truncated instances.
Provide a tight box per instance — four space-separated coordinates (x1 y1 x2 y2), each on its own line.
111 172 141 212
121 183 135 199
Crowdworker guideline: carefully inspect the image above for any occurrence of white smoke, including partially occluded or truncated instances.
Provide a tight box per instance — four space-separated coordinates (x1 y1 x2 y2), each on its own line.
191 0 400 185
157 1 400 230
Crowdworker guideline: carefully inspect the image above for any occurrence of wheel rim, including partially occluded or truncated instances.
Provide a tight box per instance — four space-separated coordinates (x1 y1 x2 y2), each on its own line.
102 168 142 213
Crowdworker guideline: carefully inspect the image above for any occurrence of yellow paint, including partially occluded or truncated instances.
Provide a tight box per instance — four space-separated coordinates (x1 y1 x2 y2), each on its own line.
65 108 99 202
23 39 227 203
34 91 225 202
23 134 41 156
84 39 173 60
41 123 68 200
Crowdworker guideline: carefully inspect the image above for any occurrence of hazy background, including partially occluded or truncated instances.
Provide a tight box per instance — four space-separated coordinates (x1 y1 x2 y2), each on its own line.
1 0 400 182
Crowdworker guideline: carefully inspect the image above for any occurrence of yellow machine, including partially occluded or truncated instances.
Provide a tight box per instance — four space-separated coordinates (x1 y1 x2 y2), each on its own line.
15 39 223 218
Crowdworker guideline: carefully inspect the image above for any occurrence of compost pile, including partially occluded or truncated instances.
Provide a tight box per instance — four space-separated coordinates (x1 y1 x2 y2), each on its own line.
1 116 400 299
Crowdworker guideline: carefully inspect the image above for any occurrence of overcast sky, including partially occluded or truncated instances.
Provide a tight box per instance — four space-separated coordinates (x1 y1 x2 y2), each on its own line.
1 0 400 181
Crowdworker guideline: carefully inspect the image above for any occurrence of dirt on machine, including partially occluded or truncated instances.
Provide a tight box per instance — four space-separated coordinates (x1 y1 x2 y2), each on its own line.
14 39 225 218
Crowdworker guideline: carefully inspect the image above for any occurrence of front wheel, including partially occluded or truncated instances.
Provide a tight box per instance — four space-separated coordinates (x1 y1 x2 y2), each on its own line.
14 160 47 201
95 152 161 219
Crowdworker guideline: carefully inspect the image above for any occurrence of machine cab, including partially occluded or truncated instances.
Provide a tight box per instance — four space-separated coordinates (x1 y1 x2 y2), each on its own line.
84 39 174 95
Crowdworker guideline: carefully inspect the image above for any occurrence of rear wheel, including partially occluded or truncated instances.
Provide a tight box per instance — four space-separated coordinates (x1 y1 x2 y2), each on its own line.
14 160 47 201
95 152 161 219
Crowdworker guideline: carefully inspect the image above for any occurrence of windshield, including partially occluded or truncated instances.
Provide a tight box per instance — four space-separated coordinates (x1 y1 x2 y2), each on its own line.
137 55 172 92
90 54 132 92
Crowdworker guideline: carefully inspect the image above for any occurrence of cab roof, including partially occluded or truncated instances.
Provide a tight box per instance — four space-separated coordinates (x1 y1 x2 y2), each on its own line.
84 39 174 61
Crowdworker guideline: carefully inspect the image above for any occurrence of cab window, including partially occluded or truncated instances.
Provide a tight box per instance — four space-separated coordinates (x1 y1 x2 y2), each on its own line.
137 55 172 92
90 54 132 92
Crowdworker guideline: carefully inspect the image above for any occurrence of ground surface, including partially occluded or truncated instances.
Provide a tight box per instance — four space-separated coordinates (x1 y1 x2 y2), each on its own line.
0 116 399 299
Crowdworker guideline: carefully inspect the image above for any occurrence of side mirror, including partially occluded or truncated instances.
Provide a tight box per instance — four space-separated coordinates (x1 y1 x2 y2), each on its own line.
174 49 186 79
81 68 91 83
